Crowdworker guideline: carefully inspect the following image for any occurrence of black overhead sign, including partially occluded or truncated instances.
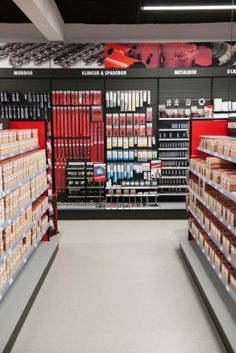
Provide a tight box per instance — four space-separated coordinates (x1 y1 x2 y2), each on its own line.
0 67 236 79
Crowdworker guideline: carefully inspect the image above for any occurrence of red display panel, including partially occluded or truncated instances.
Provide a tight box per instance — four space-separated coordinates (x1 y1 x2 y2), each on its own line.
191 119 228 158
9 121 46 148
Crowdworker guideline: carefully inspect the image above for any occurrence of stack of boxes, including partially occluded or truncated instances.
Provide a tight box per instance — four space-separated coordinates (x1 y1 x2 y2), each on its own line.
0 129 38 157
0 129 49 296
189 217 236 294
188 135 236 298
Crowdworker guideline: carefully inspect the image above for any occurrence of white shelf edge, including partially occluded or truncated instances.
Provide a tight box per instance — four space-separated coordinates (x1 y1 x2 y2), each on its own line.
160 185 187 188
197 146 236 164
0 205 49 266
159 138 190 141
188 207 236 270
159 148 188 151
188 186 236 236
189 228 236 303
160 157 188 160
0 223 50 302
162 166 189 170
106 186 158 190
160 193 188 196
106 194 159 197
0 185 49 233
190 168 236 203
159 117 190 121
161 176 186 179
0 165 48 200
159 129 188 132
0 145 39 162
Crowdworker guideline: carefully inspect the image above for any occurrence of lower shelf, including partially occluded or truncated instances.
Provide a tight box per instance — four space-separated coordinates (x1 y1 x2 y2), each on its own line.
0 235 59 353
179 234 236 353
0 224 50 301
58 202 187 219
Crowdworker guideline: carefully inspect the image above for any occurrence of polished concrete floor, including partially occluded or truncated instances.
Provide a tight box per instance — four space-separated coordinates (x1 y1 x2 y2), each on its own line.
11 220 227 353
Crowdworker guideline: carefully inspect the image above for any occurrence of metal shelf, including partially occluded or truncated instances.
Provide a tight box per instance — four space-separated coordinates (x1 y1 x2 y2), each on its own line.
0 145 39 162
160 157 188 160
189 207 236 269
188 185 236 236
159 128 188 132
0 223 50 302
212 113 233 118
105 206 161 210
106 186 158 190
0 185 49 232
106 193 159 197
189 228 236 304
162 166 189 170
159 185 187 188
198 146 236 164
159 148 188 151
190 168 236 203
159 117 190 121
0 206 49 266
159 138 189 141
161 176 186 179
159 192 188 196
0 165 48 200
192 116 228 120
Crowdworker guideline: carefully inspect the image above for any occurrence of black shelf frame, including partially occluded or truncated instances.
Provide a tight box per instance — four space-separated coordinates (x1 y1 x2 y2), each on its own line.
0 66 235 218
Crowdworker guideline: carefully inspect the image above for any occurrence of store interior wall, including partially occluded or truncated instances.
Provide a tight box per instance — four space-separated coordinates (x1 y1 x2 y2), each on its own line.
0 22 236 43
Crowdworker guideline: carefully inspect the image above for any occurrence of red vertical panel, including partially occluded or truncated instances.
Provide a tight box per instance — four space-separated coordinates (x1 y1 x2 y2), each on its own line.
9 121 46 148
191 119 228 158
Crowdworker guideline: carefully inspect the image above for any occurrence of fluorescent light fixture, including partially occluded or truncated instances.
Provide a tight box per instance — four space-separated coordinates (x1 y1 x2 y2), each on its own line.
141 5 236 11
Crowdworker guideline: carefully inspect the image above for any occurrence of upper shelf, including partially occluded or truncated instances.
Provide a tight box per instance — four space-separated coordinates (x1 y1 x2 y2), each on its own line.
197 146 236 164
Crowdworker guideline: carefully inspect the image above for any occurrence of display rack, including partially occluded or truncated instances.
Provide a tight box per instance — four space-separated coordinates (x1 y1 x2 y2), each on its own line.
0 66 235 218
186 136 236 302
181 133 236 353
0 128 51 302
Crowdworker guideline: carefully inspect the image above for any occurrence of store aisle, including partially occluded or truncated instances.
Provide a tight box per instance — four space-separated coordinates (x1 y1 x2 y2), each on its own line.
11 220 227 353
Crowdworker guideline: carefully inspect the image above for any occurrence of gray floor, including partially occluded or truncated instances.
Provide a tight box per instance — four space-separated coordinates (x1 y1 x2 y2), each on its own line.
11 220 227 353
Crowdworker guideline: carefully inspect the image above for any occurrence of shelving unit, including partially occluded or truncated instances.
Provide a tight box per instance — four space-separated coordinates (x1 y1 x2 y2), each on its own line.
188 227 236 303
158 112 189 197
188 206 236 268
184 136 236 336
181 134 236 353
198 146 236 164
104 81 159 209
0 129 51 303
0 224 50 301
0 145 39 161
190 167 236 203
188 185 236 235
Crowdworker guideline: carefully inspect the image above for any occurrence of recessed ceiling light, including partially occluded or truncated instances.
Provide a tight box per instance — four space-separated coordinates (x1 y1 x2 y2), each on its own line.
141 5 236 11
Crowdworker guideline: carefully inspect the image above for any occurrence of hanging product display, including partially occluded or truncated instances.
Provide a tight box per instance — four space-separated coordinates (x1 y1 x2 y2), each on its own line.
105 87 159 209
52 90 105 205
